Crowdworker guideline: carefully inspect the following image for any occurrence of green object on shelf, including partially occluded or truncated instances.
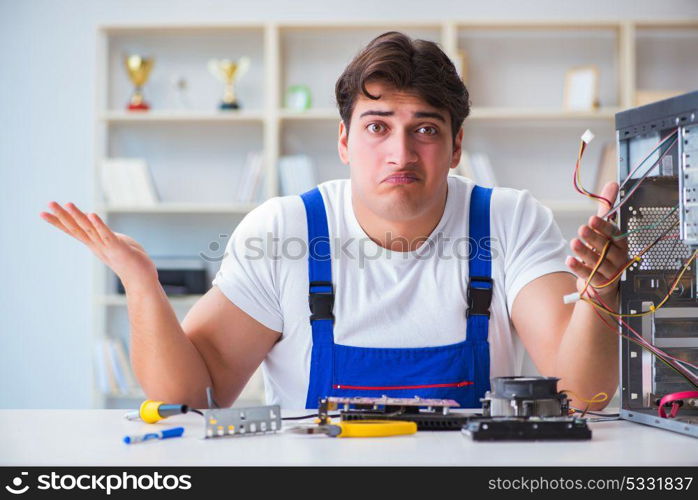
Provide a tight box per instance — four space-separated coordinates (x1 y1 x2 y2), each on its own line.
285 84 312 111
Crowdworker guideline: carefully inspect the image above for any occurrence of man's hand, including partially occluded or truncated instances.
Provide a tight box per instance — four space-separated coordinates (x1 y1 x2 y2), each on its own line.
39 202 158 289
565 181 630 301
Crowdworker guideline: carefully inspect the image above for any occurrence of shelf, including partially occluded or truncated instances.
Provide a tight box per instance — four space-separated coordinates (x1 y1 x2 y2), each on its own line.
105 390 145 399
99 107 619 124
540 200 597 213
279 108 340 120
468 107 620 120
100 294 203 306
277 107 620 122
633 20 698 29
100 202 259 214
455 20 623 30
101 110 265 123
100 22 265 34
101 200 596 215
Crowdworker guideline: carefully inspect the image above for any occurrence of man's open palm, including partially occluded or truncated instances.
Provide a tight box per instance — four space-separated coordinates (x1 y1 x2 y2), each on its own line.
40 202 158 288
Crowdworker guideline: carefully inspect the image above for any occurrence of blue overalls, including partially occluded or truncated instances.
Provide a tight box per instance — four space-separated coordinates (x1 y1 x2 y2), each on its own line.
300 184 494 409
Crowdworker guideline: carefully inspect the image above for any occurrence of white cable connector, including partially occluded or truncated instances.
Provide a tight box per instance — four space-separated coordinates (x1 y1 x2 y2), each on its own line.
563 292 581 304
581 129 595 144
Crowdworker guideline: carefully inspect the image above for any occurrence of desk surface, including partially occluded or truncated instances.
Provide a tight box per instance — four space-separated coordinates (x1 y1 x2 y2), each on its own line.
1 409 695 466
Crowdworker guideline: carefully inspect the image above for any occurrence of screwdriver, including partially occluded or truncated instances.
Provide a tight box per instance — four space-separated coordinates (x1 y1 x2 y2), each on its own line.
123 400 190 423
123 426 185 444
289 419 417 438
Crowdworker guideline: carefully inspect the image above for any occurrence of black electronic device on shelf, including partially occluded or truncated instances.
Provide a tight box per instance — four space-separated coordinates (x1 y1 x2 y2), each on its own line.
116 257 208 295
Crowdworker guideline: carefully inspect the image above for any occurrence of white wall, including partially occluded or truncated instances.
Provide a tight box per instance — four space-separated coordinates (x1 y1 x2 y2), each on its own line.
2 0 697 408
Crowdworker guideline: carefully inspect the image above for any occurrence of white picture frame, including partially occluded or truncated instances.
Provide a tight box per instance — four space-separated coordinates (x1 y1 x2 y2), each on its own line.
563 65 600 111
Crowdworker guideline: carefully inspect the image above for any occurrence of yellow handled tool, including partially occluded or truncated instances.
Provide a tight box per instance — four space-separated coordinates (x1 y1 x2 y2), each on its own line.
124 400 190 423
336 419 417 437
290 419 417 438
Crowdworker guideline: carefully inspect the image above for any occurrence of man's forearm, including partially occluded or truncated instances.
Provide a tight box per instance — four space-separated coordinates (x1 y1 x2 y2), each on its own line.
125 277 213 408
553 293 620 411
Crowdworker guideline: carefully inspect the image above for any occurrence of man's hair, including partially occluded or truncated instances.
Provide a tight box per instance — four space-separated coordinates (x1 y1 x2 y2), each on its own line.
335 31 470 143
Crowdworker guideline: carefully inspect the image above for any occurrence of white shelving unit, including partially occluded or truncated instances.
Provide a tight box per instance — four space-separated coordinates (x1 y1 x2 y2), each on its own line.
92 19 698 409
101 110 266 123
98 202 258 214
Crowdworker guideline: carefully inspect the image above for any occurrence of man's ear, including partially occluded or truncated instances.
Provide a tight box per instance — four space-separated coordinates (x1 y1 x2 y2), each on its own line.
450 126 464 170
338 120 350 165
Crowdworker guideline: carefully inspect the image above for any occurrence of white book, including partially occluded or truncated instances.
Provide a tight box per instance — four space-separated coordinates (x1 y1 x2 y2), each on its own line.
100 339 119 394
112 338 138 393
247 153 265 202
470 152 498 188
101 159 134 206
237 151 264 203
93 342 109 394
298 156 317 193
278 156 293 196
235 151 255 202
279 155 316 195
125 159 158 206
106 339 127 394
450 149 475 179
102 158 158 207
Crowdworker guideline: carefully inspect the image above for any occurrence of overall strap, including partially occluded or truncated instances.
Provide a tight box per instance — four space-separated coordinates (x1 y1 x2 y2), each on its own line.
466 185 493 342
300 187 335 340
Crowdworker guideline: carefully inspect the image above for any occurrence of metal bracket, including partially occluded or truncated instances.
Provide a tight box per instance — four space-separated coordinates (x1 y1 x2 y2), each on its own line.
203 405 282 439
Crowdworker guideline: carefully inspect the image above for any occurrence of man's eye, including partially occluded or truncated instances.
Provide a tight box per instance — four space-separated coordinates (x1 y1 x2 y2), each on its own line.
417 126 437 135
367 123 385 133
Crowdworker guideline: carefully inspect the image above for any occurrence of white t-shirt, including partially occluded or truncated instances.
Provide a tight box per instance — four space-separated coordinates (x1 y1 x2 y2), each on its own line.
212 175 572 408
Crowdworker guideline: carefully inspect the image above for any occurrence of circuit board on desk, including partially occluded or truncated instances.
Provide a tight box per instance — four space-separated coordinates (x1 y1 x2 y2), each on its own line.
322 396 474 431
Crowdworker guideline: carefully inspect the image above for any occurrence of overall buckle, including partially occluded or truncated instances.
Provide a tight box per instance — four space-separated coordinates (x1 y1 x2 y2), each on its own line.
466 276 493 319
309 280 335 322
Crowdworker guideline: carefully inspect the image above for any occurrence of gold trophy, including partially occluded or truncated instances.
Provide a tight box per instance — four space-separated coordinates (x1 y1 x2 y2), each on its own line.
208 57 250 110
124 55 154 111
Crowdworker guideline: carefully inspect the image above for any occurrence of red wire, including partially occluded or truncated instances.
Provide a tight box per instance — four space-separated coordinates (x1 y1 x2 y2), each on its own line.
658 391 698 418
589 289 698 376
573 141 614 209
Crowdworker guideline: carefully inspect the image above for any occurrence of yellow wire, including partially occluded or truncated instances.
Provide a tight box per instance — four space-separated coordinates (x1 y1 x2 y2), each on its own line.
592 221 678 290
593 256 642 289
561 390 609 417
561 390 608 405
582 250 697 318
579 239 612 296
575 139 613 210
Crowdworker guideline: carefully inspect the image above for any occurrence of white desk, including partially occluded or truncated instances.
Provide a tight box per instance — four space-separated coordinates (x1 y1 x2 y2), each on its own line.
0 409 695 466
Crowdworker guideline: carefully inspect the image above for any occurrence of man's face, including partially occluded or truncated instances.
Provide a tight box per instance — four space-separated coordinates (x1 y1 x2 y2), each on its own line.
338 80 463 223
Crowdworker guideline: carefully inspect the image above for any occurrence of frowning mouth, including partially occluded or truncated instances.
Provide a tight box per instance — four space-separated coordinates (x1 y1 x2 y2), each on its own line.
383 173 420 185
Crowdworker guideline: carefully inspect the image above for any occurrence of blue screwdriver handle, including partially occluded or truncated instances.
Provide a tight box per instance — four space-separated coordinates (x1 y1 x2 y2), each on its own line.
160 427 185 439
123 426 185 444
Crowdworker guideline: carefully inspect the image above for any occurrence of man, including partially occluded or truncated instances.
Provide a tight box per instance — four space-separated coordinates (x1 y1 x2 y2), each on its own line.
40 32 627 410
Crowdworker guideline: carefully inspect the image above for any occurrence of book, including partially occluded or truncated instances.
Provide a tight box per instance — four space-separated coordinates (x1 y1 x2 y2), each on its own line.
278 155 316 196
111 337 138 394
101 160 132 206
246 152 265 202
449 149 475 179
106 338 127 394
126 160 159 206
94 338 139 395
99 339 119 394
235 151 265 203
101 158 159 207
93 342 109 394
469 152 498 188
